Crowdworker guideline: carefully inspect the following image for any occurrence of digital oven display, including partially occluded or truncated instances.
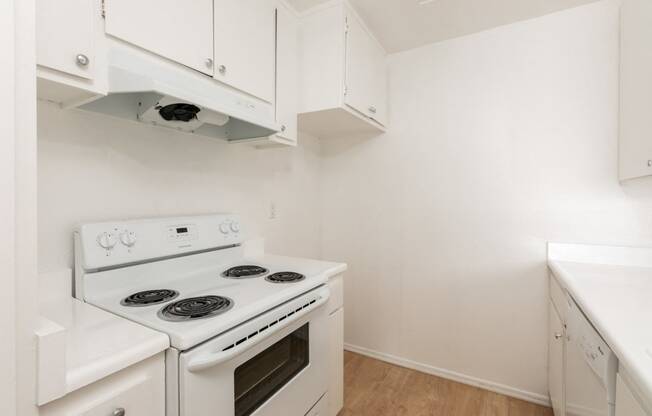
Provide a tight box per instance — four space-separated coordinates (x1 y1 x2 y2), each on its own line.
176 227 189 234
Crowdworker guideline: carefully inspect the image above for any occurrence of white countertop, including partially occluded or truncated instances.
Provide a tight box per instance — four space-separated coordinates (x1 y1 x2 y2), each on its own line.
548 243 652 412
37 296 169 404
65 299 170 391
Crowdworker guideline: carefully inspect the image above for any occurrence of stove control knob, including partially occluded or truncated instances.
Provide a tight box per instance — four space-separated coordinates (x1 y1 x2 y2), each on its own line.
219 222 230 234
119 230 137 247
230 222 240 233
97 232 117 250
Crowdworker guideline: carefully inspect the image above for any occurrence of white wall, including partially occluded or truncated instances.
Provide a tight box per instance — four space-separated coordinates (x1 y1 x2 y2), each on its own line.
38 101 323 273
321 0 652 401
4 0 39 414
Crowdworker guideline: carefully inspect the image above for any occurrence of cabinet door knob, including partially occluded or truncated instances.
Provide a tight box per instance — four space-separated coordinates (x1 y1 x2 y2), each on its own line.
368 106 377 114
112 408 125 416
218 65 227 75
205 58 213 68
554 333 563 340
75 54 89 67
281 125 286 132
647 160 652 167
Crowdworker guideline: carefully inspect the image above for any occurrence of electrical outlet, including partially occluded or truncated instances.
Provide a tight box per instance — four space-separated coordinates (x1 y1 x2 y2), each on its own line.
269 202 277 219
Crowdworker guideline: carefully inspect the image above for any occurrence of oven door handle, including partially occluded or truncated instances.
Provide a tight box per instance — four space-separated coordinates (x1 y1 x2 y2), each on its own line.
187 289 330 372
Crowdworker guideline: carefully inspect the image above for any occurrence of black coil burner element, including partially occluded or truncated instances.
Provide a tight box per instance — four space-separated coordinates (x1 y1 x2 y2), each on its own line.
121 289 179 307
222 265 269 279
158 296 233 322
265 272 306 284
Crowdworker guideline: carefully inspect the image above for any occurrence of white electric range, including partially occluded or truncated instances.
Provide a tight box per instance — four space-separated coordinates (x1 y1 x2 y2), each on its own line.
74 214 337 416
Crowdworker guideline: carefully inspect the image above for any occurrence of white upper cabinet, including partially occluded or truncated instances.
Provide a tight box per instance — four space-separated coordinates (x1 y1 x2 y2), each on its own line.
620 0 652 181
36 0 94 79
344 10 387 127
105 0 214 75
274 1 299 144
298 0 388 139
214 0 277 103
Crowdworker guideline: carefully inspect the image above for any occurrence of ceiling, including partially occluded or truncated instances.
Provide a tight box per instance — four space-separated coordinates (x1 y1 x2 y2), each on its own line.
288 0 601 53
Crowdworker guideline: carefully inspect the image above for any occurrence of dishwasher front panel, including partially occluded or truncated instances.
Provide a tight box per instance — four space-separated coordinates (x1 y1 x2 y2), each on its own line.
565 296 617 416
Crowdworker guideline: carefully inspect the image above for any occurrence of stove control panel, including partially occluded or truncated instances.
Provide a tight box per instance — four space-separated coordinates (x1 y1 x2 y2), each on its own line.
167 224 198 242
219 219 240 234
119 230 137 247
77 214 244 270
96 232 117 250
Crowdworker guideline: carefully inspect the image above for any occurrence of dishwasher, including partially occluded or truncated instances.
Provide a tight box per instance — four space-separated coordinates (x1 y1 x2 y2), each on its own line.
565 295 618 416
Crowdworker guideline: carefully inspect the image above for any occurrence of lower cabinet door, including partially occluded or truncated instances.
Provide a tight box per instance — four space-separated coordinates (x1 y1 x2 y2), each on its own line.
328 307 344 416
39 354 165 416
549 301 565 416
616 373 648 416
307 393 329 416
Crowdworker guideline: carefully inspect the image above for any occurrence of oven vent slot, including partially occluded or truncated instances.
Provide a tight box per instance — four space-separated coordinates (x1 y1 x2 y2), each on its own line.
220 298 318 352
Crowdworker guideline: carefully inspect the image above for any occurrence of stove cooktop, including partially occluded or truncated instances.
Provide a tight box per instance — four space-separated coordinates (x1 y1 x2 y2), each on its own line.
82 251 331 350
76 215 346 351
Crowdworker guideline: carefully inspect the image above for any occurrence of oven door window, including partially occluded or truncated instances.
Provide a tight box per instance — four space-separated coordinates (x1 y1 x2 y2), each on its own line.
234 323 310 416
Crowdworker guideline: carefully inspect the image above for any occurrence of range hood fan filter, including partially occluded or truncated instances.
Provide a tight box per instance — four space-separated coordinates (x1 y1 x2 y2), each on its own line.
158 103 201 122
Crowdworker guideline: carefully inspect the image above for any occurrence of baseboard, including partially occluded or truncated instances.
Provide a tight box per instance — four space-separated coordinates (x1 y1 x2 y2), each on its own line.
343 343 551 407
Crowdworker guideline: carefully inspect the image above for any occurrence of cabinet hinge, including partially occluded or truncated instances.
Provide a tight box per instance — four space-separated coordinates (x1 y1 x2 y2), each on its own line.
101 0 105 18
343 85 348 96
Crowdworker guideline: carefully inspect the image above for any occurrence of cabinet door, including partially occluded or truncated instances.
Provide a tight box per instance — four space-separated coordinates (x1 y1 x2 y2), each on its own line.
328 308 344 416
275 3 298 143
616 373 648 416
549 301 565 416
105 0 214 75
370 43 388 127
36 0 94 79
214 0 276 103
344 10 386 125
620 0 652 180
307 393 329 416
40 355 165 416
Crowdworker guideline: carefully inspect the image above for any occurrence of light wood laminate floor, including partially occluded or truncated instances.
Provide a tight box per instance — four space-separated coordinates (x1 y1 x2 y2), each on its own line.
342 351 553 416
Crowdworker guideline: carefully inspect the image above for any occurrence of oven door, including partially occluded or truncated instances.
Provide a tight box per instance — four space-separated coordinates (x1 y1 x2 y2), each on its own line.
178 286 330 416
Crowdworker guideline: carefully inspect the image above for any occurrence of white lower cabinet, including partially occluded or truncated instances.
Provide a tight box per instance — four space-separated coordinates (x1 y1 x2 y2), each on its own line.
328 308 344 416
549 300 565 416
307 393 329 416
39 354 165 416
327 275 345 416
616 373 648 416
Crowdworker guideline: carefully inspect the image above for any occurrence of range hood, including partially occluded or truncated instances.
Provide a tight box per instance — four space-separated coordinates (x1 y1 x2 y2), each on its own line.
77 46 279 141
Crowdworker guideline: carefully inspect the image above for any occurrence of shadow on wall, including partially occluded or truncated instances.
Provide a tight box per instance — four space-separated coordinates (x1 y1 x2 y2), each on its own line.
319 132 386 157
